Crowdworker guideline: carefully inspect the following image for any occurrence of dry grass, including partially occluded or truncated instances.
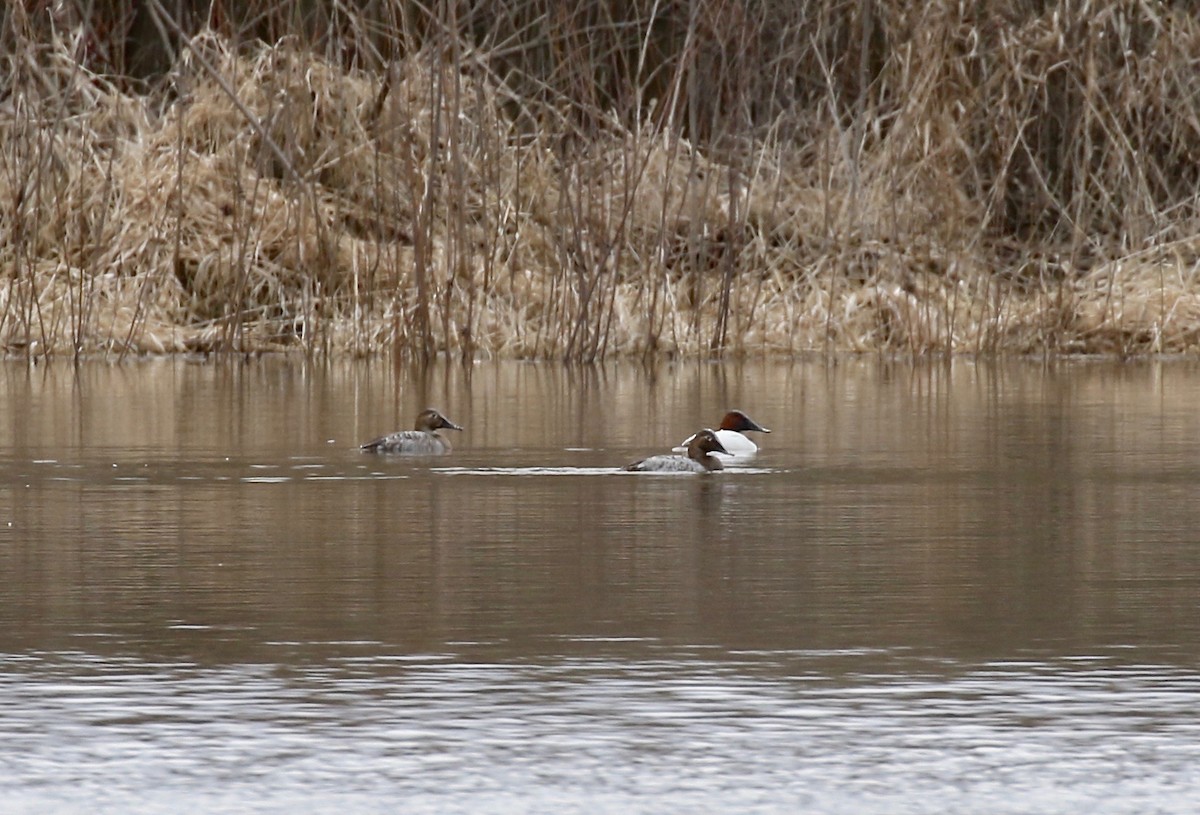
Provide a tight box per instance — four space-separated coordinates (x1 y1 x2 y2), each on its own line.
4 1 1200 360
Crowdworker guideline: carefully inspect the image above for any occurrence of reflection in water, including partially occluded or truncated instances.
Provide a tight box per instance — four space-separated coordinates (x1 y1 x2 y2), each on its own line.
3 358 1200 813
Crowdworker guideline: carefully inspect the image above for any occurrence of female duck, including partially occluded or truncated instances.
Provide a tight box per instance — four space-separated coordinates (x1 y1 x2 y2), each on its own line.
360 409 463 455
675 410 770 459
625 429 729 473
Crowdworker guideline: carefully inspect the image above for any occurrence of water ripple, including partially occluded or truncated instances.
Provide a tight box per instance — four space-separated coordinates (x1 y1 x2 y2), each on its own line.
1 649 1197 814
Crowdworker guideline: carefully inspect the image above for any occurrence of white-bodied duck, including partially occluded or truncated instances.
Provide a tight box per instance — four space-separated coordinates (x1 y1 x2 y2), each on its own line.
360 409 463 455
625 428 729 473
675 410 770 459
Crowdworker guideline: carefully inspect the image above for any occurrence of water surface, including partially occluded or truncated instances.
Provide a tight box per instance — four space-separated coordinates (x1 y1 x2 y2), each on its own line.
2 358 1199 813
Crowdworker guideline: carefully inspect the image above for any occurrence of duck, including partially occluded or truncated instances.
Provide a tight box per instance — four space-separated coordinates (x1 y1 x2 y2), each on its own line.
360 409 463 455
624 428 729 473
674 410 770 459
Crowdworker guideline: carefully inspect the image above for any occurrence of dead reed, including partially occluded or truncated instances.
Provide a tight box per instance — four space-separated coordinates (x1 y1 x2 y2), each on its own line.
4 1 1200 360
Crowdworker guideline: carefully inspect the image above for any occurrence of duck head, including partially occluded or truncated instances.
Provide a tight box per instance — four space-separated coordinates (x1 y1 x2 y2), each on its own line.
720 410 770 434
415 409 464 433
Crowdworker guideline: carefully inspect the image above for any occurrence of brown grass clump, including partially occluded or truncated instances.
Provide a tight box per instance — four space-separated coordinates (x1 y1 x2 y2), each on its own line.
5 1 1200 360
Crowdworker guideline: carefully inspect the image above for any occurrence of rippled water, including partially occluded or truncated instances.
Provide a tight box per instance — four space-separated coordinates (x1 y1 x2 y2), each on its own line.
5 648 1198 815
2 358 1200 813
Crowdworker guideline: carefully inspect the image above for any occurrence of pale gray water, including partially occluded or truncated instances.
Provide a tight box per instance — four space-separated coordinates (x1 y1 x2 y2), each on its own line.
2 358 1199 814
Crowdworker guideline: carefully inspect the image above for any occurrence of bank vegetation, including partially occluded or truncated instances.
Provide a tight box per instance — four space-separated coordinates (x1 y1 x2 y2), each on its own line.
4 1 1200 360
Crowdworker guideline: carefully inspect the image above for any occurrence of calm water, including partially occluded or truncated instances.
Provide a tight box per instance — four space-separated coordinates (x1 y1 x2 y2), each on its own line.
2 358 1199 814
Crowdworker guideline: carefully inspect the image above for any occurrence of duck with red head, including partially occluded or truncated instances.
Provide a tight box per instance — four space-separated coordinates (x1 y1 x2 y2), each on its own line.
674 410 770 459
360 409 463 455
625 429 729 473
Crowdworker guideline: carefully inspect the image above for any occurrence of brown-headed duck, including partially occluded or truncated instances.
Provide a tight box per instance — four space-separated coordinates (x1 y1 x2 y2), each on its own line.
675 410 770 458
625 428 729 473
360 409 463 455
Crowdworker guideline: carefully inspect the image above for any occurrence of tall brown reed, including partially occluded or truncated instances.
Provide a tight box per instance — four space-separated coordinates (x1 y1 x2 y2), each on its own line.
5 1 1200 360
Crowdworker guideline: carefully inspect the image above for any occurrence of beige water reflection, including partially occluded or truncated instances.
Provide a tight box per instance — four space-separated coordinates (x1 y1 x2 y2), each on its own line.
6 358 1200 814
3 358 1200 662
